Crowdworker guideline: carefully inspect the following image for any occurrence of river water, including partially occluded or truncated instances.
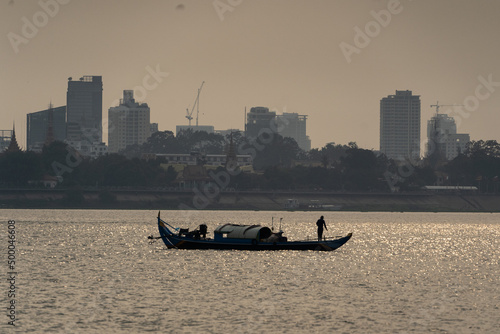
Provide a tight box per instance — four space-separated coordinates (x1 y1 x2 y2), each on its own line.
0 209 498 333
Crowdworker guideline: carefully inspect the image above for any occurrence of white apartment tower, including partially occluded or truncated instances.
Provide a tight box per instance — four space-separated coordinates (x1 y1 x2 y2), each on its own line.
380 90 421 160
108 90 151 153
427 113 470 160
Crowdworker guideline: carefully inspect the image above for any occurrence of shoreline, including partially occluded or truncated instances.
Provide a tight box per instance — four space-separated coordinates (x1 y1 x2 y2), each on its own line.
1 188 499 212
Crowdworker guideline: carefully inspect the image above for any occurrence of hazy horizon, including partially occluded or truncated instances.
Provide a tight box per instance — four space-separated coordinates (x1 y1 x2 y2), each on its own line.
2 0 500 152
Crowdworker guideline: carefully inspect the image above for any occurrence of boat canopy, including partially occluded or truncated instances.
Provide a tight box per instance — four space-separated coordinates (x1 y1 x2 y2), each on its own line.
214 224 272 240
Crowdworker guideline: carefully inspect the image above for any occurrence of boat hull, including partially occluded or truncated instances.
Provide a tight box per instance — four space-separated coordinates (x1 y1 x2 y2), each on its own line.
158 218 352 251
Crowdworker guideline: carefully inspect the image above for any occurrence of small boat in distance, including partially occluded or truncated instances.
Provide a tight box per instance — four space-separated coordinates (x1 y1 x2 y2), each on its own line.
152 212 352 251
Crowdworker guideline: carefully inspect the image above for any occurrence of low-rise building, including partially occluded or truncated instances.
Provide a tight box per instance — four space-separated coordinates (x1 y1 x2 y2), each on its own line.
176 125 215 135
153 153 252 167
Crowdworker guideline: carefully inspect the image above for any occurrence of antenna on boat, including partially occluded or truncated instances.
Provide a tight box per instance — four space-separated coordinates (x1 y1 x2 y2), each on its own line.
272 217 274 231
279 218 283 232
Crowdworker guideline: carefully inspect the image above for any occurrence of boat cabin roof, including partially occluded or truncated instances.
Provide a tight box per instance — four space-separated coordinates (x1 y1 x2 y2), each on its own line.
214 224 272 240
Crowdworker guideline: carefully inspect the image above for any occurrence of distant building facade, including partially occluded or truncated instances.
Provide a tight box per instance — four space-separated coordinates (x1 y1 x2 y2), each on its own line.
91 142 108 158
26 105 66 151
150 123 159 136
66 76 103 151
380 90 421 160
154 153 253 167
0 129 12 152
215 129 242 138
427 113 469 160
176 125 215 135
108 90 151 153
65 140 107 159
276 112 311 151
245 107 276 139
245 107 311 151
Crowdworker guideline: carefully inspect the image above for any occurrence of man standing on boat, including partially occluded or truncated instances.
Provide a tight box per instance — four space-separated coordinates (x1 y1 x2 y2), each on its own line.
316 216 327 241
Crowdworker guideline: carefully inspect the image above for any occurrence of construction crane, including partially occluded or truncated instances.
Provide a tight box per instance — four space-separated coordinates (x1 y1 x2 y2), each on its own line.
430 101 463 115
185 81 205 126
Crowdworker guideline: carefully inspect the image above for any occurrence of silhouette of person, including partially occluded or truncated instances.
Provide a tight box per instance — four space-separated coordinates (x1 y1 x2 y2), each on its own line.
316 216 327 241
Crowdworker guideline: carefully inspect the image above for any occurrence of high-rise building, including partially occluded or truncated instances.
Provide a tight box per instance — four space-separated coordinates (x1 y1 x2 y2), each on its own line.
108 90 151 153
276 112 311 151
245 107 276 139
380 90 421 160
66 76 103 145
26 105 66 151
427 113 469 161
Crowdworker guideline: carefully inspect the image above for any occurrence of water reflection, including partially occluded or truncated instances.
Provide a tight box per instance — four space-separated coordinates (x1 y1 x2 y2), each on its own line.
1 210 498 333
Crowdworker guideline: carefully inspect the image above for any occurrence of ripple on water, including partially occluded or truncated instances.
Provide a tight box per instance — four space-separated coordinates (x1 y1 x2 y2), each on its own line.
0 209 498 333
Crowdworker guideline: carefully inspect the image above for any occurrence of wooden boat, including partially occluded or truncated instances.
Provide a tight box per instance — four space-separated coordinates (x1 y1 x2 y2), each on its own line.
153 212 352 251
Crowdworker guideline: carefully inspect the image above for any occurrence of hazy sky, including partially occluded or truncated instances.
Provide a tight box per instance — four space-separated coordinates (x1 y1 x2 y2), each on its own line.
2 0 500 151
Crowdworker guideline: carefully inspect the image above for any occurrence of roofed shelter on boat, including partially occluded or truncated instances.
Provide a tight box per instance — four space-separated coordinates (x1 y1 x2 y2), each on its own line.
214 224 272 241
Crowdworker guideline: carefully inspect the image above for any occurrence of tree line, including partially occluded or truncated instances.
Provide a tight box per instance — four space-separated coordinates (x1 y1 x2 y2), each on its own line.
1 130 499 193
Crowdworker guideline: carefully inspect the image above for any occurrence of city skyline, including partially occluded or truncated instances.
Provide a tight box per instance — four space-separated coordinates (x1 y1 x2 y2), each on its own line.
2 0 500 152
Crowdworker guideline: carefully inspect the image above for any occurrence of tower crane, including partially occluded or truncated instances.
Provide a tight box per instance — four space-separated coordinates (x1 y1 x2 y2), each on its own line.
185 81 205 126
430 101 463 115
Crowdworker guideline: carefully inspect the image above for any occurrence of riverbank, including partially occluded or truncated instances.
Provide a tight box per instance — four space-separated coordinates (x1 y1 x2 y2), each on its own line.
1 188 500 212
